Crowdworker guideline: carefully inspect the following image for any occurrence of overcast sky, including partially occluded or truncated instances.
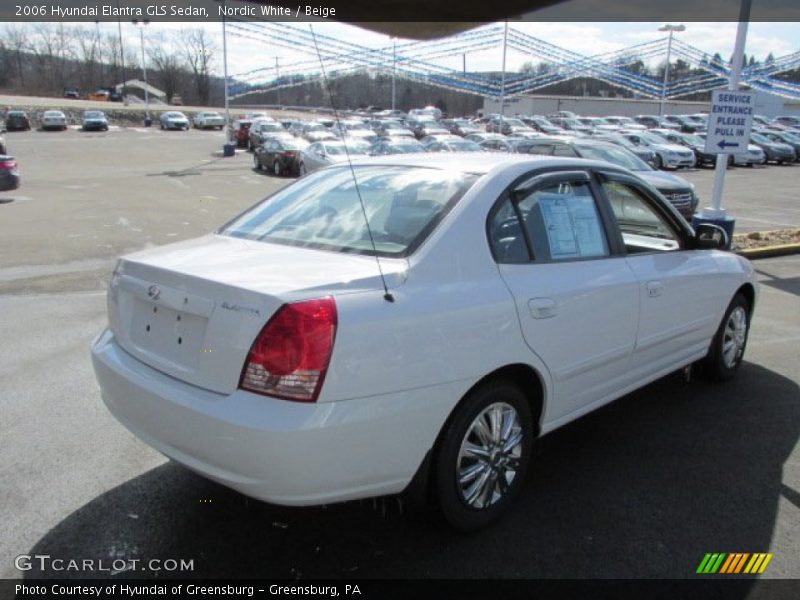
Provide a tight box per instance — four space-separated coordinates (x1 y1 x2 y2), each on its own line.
83 21 800 84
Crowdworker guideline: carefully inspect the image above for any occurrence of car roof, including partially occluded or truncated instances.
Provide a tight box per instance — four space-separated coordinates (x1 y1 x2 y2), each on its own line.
345 152 600 175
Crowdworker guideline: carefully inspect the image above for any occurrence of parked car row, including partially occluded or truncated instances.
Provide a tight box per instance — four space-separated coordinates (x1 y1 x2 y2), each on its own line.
0 109 228 133
244 106 797 220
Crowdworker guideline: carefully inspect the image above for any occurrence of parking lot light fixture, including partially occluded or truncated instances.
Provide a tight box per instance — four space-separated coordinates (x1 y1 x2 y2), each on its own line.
132 19 150 126
658 24 686 117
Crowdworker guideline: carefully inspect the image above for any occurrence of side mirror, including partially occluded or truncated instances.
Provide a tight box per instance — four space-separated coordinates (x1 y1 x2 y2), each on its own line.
694 223 729 250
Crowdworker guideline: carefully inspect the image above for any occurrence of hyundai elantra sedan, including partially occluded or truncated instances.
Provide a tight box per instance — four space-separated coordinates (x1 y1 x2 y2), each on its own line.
92 153 757 531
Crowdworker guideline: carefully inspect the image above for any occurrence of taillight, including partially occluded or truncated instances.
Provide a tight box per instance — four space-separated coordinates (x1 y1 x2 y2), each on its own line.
240 297 337 402
281 151 296 157
0 160 15 170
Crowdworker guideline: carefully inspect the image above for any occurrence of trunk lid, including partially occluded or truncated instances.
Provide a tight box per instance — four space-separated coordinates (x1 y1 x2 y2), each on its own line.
109 234 406 394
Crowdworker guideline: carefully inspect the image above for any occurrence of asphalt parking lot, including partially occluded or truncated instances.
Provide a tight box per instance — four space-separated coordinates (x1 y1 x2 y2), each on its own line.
0 127 798 584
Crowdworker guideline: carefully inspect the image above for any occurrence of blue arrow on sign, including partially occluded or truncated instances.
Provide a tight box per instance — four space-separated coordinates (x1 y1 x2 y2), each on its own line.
718 140 740 149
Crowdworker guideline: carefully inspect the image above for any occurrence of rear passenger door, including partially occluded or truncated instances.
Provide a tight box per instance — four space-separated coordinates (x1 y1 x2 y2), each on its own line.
489 170 640 424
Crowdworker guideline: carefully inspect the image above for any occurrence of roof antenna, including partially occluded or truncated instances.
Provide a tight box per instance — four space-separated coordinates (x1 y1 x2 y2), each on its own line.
308 24 395 303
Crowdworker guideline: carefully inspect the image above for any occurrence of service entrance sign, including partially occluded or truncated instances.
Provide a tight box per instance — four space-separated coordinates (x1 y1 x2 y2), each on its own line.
704 89 756 154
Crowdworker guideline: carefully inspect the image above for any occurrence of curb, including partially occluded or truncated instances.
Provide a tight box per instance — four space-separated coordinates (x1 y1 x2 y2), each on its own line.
735 243 800 260
211 148 245 157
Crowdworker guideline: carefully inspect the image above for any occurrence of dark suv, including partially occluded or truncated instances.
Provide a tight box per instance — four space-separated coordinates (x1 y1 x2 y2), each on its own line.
515 137 699 218
248 120 289 150
5 111 31 132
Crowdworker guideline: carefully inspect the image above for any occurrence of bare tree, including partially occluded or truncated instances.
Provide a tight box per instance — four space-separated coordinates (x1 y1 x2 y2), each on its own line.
147 34 184 103
74 25 103 91
180 29 216 105
3 24 30 87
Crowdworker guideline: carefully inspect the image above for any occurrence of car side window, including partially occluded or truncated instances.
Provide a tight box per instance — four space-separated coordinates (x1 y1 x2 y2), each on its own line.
489 198 531 263
489 178 610 263
523 144 554 156
600 180 681 253
517 181 610 261
553 145 578 157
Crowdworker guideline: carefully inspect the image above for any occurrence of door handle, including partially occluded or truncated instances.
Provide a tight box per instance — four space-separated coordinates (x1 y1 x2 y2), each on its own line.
646 280 664 298
528 297 557 319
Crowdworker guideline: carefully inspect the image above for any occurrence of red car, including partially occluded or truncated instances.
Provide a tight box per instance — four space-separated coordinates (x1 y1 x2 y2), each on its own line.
229 119 253 148
0 155 21 191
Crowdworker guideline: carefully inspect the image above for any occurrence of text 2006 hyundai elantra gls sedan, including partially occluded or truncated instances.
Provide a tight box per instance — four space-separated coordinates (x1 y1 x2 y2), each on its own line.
92 153 757 531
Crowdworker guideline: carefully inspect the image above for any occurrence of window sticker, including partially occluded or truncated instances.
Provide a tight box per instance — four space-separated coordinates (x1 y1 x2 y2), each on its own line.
538 194 607 259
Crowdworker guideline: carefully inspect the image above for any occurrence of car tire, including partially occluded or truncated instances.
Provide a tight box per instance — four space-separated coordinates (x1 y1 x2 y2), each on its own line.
253 154 261 170
432 380 533 532
273 160 282 177
298 162 307 176
703 293 750 382
654 154 663 169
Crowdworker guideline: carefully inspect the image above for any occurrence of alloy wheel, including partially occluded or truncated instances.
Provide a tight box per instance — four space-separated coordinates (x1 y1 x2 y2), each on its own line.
456 402 523 509
722 306 747 369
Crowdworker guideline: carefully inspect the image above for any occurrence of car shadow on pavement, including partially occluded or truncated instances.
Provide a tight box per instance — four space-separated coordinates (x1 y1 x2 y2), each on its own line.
25 363 799 584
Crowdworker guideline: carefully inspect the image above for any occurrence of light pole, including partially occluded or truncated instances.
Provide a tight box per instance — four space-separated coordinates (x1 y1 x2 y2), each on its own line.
391 39 396 112
275 56 281 107
700 0 752 232
221 0 235 156
499 21 508 119
658 24 685 117
132 19 150 126
116 0 127 104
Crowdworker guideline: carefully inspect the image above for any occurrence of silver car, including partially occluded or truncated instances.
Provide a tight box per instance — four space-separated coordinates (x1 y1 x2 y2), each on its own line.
41 110 67 131
297 140 372 175
159 111 190 131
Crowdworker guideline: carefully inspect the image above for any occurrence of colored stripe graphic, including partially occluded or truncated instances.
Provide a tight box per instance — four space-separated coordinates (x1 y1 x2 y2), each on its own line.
697 553 727 573
744 553 774 574
699 553 773 574
720 553 750 573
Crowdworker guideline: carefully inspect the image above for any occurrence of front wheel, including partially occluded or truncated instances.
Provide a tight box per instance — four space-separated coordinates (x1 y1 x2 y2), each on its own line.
654 154 663 169
433 380 533 531
704 293 750 381
253 154 261 170
273 160 282 176
298 162 307 176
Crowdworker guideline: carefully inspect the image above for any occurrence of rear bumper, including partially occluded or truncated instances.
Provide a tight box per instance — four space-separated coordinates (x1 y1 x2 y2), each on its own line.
91 329 456 506
0 172 20 191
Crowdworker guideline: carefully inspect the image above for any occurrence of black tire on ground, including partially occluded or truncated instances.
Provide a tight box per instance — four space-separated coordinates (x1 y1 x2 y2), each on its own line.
254 154 261 170
432 380 534 532
703 293 750 382
273 160 282 176
654 154 663 169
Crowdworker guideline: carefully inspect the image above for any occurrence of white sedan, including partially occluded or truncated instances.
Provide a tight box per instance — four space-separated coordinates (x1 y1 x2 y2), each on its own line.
41 110 68 131
159 111 190 131
92 153 757 530
193 111 225 130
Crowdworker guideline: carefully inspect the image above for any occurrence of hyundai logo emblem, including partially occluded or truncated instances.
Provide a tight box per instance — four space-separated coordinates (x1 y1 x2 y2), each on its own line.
147 285 161 300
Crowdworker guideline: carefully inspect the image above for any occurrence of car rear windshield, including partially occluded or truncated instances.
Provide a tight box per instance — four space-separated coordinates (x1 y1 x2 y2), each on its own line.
221 166 478 257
